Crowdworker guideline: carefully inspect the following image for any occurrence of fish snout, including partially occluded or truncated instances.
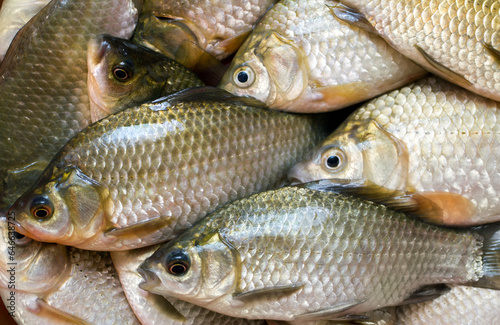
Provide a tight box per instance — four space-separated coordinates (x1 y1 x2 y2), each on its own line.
287 164 307 185
137 265 161 291
88 34 110 67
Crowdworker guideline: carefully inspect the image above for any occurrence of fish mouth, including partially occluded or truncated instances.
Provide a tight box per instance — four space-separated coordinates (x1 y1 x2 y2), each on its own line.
88 34 110 67
137 266 162 293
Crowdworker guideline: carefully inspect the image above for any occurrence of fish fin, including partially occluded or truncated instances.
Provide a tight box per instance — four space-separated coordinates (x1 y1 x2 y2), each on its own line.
414 192 476 226
301 180 443 222
415 45 472 87
313 82 372 109
176 40 226 86
34 298 91 325
294 299 366 320
150 86 267 109
483 43 500 62
216 31 252 56
399 284 450 305
471 222 500 289
233 284 304 302
104 216 173 240
326 3 378 34
147 293 186 322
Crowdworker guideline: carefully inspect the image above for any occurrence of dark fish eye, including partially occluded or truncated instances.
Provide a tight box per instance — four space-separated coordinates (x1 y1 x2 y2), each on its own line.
13 232 25 240
30 196 54 220
322 147 346 171
166 250 190 276
112 64 133 81
233 66 255 88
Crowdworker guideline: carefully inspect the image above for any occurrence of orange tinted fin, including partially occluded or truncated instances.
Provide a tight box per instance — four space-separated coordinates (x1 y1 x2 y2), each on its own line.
216 31 252 56
104 216 174 240
417 191 476 226
314 82 372 109
177 40 227 86
327 3 378 34
415 45 472 87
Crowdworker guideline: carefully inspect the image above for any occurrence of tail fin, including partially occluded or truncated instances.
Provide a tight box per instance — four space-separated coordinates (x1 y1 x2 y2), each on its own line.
472 223 500 289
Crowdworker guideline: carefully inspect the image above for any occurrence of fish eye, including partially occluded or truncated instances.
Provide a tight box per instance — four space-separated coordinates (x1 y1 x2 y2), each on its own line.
233 66 255 88
165 250 190 276
30 196 54 220
10 231 31 246
322 148 346 171
112 63 133 81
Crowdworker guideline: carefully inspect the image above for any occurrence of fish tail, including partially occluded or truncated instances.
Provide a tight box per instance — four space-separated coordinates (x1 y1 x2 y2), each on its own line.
472 223 500 289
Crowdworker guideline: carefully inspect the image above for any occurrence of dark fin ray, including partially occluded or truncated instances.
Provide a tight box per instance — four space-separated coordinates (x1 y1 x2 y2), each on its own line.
104 216 173 240
233 284 304 302
471 223 500 289
327 3 378 34
399 284 450 305
148 294 186 322
294 299 366 320
34 298 90 325
149 86 267 109
415 45 472 87
483 43 500 62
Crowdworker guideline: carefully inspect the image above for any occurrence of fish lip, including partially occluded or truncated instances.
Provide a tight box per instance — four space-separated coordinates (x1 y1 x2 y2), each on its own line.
137 265 162 292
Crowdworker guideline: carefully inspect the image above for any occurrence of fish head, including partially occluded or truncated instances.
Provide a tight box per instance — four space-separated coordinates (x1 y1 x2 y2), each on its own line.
219 31 308 110
139 230 238 305
7 167 107 246
288 120 408 190
87 34 169 122
0 217 70 293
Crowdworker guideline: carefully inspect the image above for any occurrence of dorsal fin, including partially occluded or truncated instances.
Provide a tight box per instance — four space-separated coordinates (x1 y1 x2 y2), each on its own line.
148 87 268 110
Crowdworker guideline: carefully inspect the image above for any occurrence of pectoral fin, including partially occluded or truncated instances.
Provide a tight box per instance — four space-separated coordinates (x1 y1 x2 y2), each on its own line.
104 217 173 240
148 293 186 322
313 81 371 110
233 284 304 302
294 299 366 320
415 192 476 226
216 31 252 56
415 45 471 87
33 298 90 325
483 43 500 63
327 3 378 34
177 40 226 86
399 284 450 305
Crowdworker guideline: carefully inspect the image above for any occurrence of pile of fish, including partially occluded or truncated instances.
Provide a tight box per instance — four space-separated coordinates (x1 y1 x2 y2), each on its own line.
1 0 500 324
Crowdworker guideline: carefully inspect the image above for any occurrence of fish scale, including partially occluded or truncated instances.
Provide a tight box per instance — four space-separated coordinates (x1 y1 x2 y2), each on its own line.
338 0 500 101
0 0 138 209
9 88 328 250
140 184 486 321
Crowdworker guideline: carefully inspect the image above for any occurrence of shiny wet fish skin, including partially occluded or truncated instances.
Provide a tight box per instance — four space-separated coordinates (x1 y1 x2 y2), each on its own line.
336 0 500 101
139 183 498 321
219 0 426 113
0 219 139 325
87 34 204 123
9 88 329 251
111 246 267 325
288 76 500 226
0 0 50 61
0 0 138 210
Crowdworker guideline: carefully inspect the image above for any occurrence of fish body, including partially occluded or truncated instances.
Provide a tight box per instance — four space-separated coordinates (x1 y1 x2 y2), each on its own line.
336 0 500 101
8 87 329 250
219 0 426 113
87 34 204 123
395 285 500 325
0 218 139 324
0 0 138 209
139 182 500 321
289 77 500 226
0 0 49 61
111 246 267 325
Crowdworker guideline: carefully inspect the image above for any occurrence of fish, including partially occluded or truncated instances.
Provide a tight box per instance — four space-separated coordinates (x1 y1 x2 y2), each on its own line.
87 34 204 123
8 87 330 251
218 0 426 113
111 245 267 325
0 0 138 210
132 0 277 84
0 0 50 61
332 0 500 102
0 218 140 324
138 180 500 321
395 285 500 325
288 76 500 226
